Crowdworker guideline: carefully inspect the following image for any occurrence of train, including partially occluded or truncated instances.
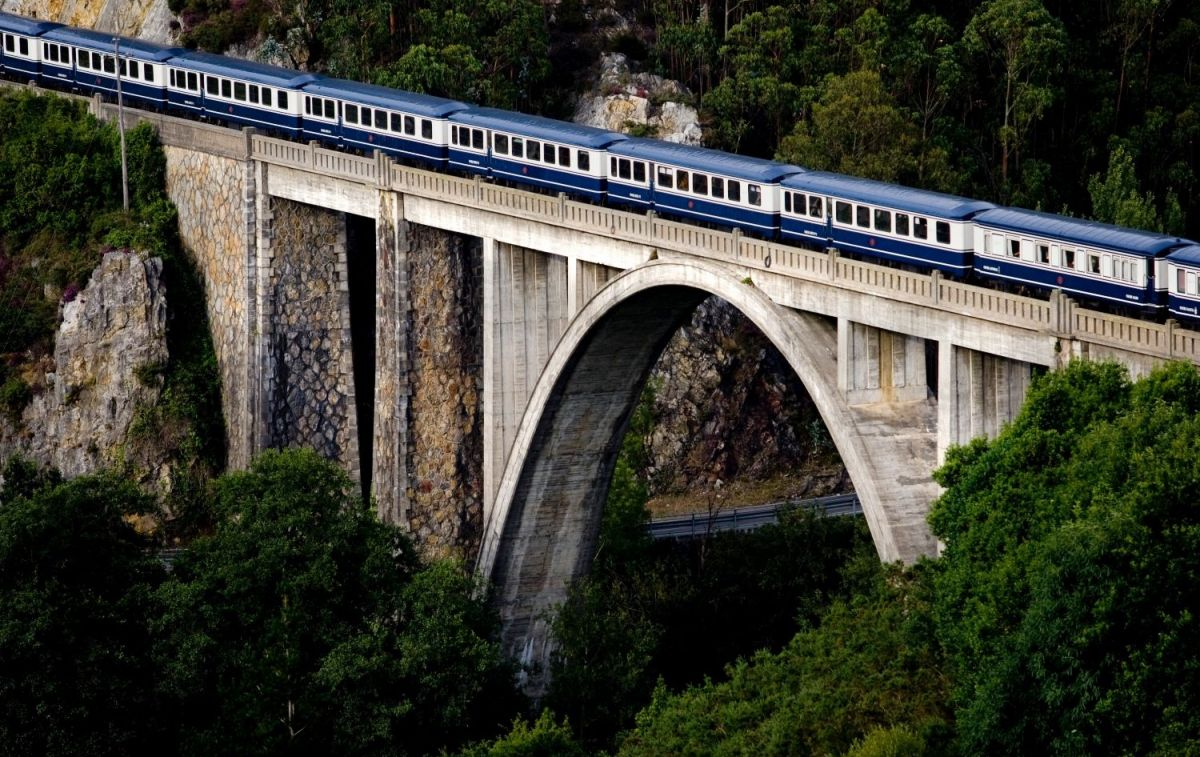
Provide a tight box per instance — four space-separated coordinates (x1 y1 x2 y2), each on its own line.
5 10 1200 324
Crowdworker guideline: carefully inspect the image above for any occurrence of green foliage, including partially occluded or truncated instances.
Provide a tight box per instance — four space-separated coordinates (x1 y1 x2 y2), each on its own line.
0 473 166 755
0 455 61 501
0 375 30 423
617 564 951 756
1088 143 1166 231
931 360 1200 754
845 725 927 757
457 710 587 757
154 448 516 755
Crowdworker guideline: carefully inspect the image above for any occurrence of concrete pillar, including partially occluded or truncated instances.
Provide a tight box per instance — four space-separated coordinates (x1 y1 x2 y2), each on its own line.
482 244 570 523
250 159 272 463
372 190 411 525
937 342 1033 462
838 318 929 404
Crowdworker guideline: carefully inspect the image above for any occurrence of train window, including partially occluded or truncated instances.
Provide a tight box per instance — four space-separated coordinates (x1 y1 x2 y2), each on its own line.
375 110 386 129
836 201 852 224
677 171 690 192
727 180 740 201
1038 244 1050 264
3 35 11 53
188 72 198 91
388 112 400 131
360 107 372 125
578 150 590 171
544 144 556 164
248 85 258 103
119 59 127 77
559 146 570 166
325 100 336 119
404 115 414 134
856 205 870 227
103 55 115 74
694 173 708 195
44 43 55 62
895 212 909 235
1009 239 1020 258
92 52 102 70
277 91 288 109
512 138 523 158
874 209 892 233
222 80 232 99
618 158 631 180
528 141 540 160
1190 272 1198 295
345 104 358 124
633 161 645 181
657 167 673 188
19 37 28 56
420 119 431 138
794 192 806 213
168 69 174 85
712 177 724 198
936 222 950 245
748 185 761 206
495 135 509 155
810 196 823 218
234 82 246 101
470 129 482 149
1089 254 1100 274
784 193 791 213
144 63 153 82
451 125 460 144
208 76 220 96
1178 269 1186 293
1064 248 1076 268
913 217 928 239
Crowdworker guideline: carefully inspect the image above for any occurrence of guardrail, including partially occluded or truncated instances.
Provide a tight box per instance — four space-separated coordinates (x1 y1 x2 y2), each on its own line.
51 84 1200 367
647 493 863 540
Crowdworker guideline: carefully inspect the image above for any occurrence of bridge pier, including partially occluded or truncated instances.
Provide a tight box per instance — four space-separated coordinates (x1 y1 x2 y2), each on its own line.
837 318 930 404
937 343 1034 462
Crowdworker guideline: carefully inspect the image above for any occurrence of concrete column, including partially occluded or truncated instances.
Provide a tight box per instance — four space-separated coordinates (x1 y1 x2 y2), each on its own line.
482 243 570 523
372 190 411 525
250 159 272 463
838 318 928 404
938 342 1033 462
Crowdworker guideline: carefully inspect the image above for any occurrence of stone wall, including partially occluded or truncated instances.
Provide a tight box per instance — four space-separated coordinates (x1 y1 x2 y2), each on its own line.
264 198 359 477
404 223 483 558
163 146 253 467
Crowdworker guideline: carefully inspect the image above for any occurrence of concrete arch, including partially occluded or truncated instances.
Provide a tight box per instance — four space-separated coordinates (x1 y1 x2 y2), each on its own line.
476 258 939 692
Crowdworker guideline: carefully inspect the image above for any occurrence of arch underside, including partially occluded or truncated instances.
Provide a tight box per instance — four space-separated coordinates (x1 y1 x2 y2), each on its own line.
477 260 940 694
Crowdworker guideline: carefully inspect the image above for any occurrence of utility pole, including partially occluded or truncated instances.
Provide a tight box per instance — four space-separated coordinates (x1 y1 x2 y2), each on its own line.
114 37 129 212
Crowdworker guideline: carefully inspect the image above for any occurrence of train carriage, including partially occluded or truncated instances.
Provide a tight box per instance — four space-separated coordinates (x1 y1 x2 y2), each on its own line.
608 139 800 235
0 12 61 81
1163 245 1200 323
781 172 994 276
170 51 313 134
447 108 626 201
973 207 1191 313
40 27 178 108
299 78 467 168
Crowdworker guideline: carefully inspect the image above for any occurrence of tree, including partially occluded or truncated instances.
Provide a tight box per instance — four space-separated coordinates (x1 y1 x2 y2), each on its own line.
777 69 920 184
154 448 516 755
617 562 951 756
963 0 1067 194
931 361 1200 754
0 473 166 755
1088 143 1164 230
457 710 587 757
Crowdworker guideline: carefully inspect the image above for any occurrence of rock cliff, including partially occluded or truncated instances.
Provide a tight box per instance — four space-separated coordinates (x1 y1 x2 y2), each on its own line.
1 251 169 480
573 53 703 144
0 0 176 45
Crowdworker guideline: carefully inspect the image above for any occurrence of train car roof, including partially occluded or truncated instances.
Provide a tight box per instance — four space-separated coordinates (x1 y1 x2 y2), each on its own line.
1167 245 1200 267
609 138 802 183
975 207 1189 256
42 26 180 61
172 50 317 87
450 108 628 148
301 77 468 118
0 12 63 36
782 172 995 218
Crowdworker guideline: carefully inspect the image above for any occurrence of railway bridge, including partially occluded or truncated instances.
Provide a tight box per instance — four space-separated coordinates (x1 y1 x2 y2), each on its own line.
67 90 1200 692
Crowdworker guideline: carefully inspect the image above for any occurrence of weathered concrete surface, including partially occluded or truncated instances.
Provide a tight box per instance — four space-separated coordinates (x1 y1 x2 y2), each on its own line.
478 259 941 694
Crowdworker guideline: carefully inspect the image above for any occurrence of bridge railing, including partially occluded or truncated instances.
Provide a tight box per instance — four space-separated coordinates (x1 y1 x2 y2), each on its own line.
242 131 1200 365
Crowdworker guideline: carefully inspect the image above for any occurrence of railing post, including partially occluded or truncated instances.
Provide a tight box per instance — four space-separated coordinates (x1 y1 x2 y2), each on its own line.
374 150 391 190
242 126 255 160
559 192 567 220
1168 318 1177 357
308 140 320 168
827 248 838 282
931 270 942 305
732 227 741 260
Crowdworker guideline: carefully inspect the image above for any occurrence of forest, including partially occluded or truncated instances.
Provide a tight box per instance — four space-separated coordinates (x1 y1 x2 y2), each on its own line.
164 0 1200 239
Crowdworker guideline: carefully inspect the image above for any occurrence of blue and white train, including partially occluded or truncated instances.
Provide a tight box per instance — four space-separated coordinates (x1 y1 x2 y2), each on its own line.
3 10 1198 323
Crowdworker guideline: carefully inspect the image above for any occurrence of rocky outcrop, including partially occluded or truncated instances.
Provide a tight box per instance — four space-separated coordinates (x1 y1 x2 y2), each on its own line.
0 0 177 45
643 298 849 504
573 53 703 144
2 251 168 479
